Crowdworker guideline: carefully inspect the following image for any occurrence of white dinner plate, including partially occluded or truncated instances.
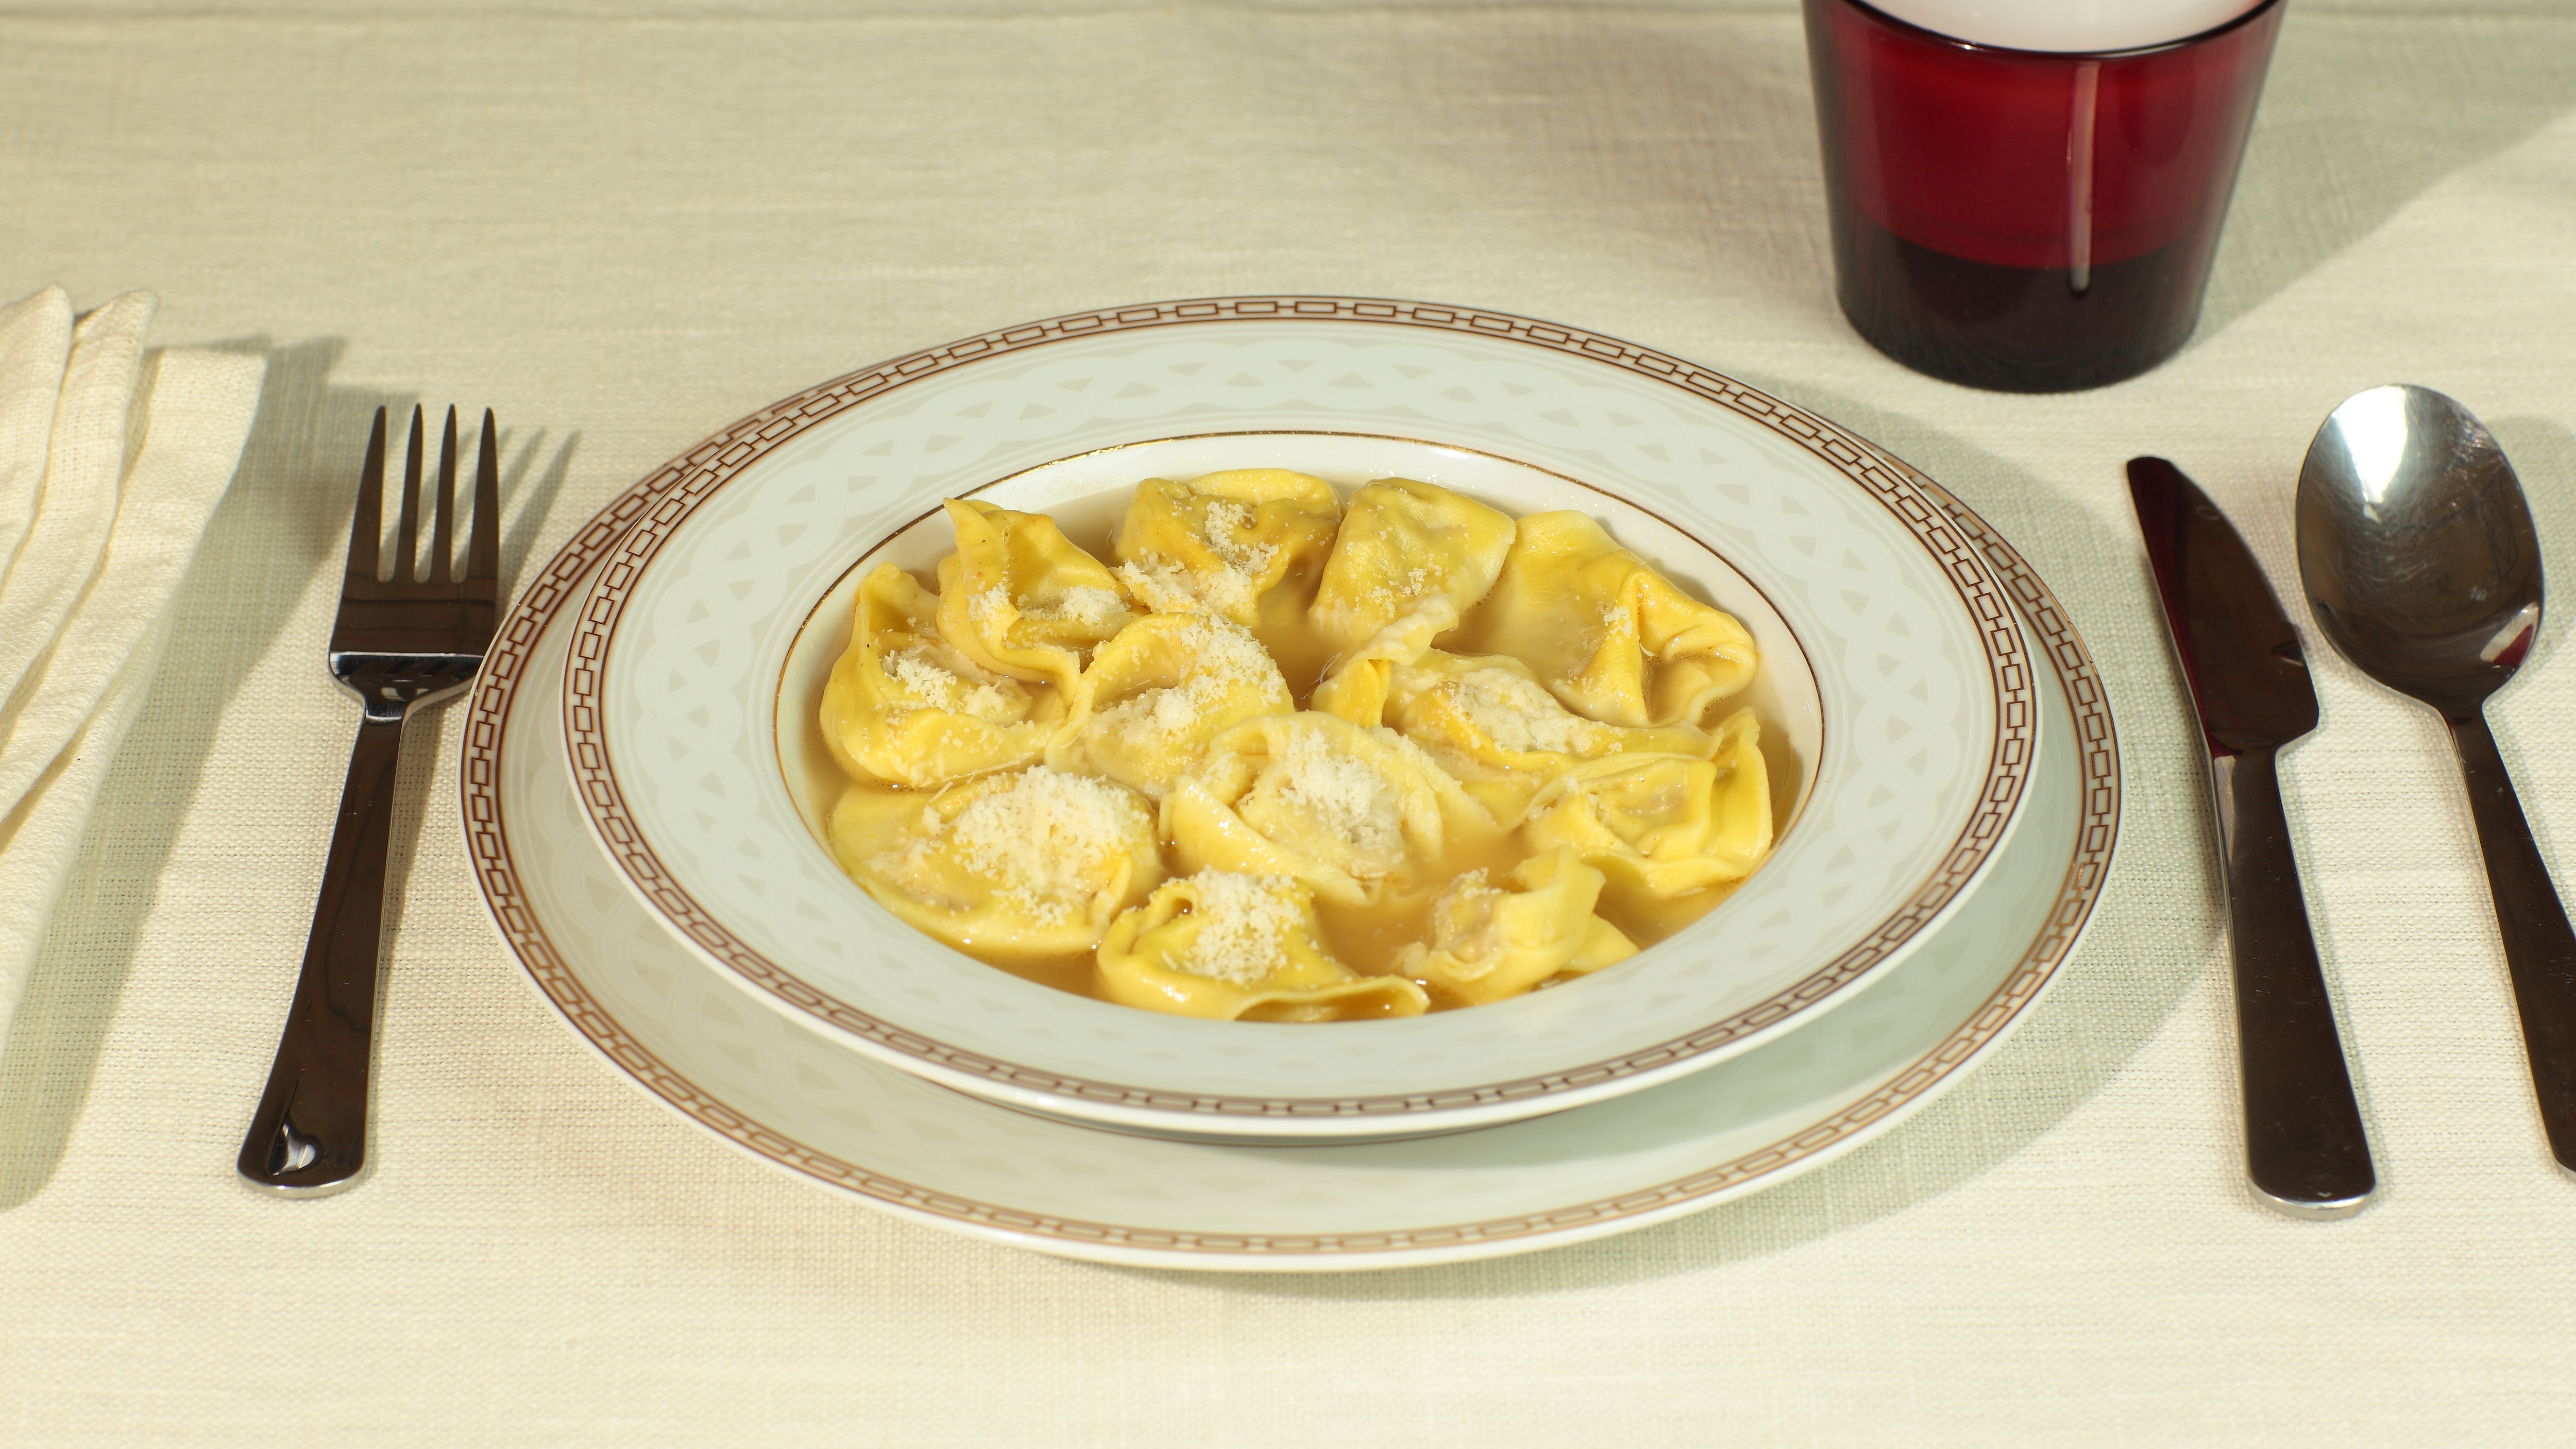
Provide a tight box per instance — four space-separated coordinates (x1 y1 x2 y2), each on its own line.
556 299 2042 1138
462 423 2116 1271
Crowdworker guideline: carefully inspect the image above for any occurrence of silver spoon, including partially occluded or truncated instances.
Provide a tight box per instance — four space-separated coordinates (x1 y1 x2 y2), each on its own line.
2296 384 2576 1174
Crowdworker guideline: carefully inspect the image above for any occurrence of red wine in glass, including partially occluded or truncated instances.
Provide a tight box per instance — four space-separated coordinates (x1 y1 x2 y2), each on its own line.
1802 0 2284 393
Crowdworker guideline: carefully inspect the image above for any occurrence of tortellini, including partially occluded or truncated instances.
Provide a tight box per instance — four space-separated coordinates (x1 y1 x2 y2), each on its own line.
1313 604 1716 823
821 564 1066 789
1047 613 1293 797
1161 712 1503 908
817 473 1775 1020
937 498 1141 693
1394 848 1638 1006
1099 872 1429 1021
1519 708 1773 919
1450 510 1758 729
1307 597 1458 731
1310 479 1516 652
831 765 1164 967
1110 471 1343 683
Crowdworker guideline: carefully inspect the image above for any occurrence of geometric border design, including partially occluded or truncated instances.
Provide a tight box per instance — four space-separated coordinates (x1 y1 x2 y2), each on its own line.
462 416 2116 1261
556 297 2038 1120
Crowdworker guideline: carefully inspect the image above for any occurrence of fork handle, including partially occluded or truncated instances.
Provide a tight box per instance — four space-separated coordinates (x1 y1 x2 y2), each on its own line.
238 696 410 1195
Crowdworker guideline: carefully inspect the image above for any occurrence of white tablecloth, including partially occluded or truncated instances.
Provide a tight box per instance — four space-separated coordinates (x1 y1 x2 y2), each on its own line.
6 2 2574 1442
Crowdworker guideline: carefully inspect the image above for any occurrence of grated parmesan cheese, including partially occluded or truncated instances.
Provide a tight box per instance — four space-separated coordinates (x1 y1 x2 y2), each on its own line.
1090 616 1277 747
1594 599 1636 659
899 767 1148 922
1172 871 1300 985
881 645 1015 720
1323 559 1453 646
1271 725 1403 862
1117 496 1282 620
1023 584 1126 629
1115 560 1215 617
1441 668 1596 754
1202 504 1281 581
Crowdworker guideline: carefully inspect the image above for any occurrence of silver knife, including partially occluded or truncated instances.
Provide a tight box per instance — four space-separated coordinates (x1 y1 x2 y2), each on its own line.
2129 456 2376 1219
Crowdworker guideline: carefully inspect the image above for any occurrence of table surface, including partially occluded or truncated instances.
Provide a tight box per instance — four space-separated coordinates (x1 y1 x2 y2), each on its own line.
6 1 2575 1443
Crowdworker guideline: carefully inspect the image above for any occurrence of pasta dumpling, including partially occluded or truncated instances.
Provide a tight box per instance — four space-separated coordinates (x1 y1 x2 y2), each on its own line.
1098 872 1430 1022
1518 708 1772 920
1382 652 1715 823
1394 848 1637 1006
1109 471 1342 687
936 498 1141 693
831 765 1164 966
1310 479 1516 652
814 470 1786 1017
1161 711 1502 908
1313 600 1715 822
1308 597 1457 729
820 564 1067 789
1046 613 1293 797
1449 510 1756 729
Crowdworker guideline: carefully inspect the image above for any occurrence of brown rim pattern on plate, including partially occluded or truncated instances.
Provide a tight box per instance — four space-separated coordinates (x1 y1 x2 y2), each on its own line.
463 440 2115 1262
559 298 2038 1119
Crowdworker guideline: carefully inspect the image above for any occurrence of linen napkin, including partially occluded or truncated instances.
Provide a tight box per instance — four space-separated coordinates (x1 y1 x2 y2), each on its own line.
0 286 265 1028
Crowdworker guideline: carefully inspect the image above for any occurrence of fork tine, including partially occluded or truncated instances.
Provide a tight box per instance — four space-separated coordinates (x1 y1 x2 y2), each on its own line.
348 407 386 583
430 406 458 585
468 409 500 584
395 406 425 585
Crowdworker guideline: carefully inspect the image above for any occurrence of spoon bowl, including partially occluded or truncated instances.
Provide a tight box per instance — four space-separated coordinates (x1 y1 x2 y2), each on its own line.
2296 383 2576 1175
2296 384 2542 712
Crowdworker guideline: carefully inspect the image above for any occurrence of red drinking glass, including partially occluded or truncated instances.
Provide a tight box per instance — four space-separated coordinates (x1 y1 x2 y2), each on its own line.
1802 0 2284 392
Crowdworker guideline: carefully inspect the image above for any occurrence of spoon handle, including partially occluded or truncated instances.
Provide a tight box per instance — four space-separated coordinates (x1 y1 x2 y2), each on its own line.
2210 745 2377 1216
2446 710 2576 1174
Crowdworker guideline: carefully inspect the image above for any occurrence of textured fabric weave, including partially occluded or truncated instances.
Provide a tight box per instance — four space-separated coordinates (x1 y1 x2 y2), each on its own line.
2 3 2573 1444
0 289 264 1021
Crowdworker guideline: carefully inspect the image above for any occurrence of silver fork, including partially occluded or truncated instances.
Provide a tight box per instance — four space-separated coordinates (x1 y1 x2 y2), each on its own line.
239 405 500 1196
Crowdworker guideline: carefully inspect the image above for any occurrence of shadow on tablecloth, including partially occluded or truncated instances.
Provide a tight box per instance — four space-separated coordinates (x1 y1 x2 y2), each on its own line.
2202 13 2576 339
1141 413 2226 1299
0 340 576 1209
1158 406 2571 1300
2471 416 2576 906
1359 8 2572 354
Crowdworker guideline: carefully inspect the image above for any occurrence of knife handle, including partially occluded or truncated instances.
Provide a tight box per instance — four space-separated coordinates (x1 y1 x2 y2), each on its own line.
2210 745 2376 1217
2445 709 2576 1175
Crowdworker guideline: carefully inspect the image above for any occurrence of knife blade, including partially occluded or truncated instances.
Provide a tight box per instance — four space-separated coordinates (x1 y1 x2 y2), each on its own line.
2129 456 2376 1219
